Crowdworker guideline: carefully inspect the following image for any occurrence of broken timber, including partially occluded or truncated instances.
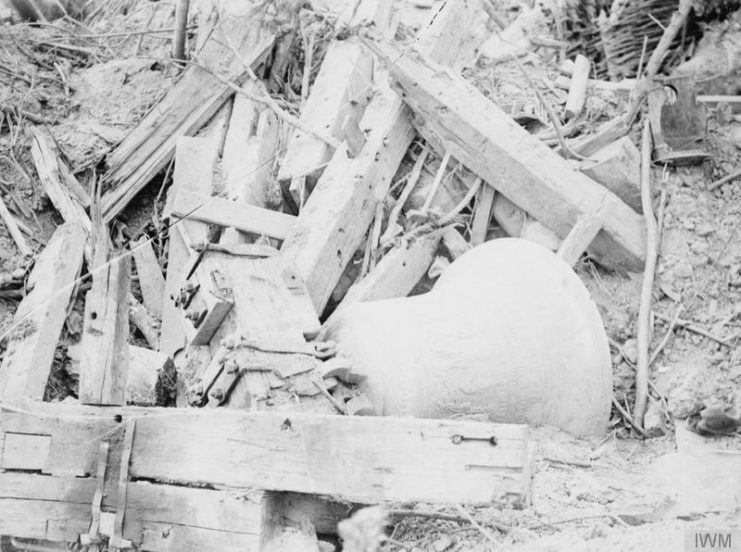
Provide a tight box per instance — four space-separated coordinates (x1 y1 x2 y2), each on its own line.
101 3 278 221
131 237 166 318
368 40 646 270
278 40 374 199
0 223 86 400
281 0 481 315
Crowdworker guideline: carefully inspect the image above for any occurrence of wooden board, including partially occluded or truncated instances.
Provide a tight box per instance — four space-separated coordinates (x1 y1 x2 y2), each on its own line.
220 81 281 245
368 40 646 270
0 223 86 400
0 472 262 551
159 137 215 357
100 4 278 221
132 237 166 318
280 0 481 315
277 40 374 186
0 401 531 505
171 190 297 241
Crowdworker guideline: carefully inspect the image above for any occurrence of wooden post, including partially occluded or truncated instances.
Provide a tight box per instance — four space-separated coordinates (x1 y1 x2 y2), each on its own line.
79 220 131 406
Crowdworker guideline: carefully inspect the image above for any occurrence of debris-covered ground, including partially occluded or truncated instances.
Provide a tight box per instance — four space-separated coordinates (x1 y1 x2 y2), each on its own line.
0 0 740 550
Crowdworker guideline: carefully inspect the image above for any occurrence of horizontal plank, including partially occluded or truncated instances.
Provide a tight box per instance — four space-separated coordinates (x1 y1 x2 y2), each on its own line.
0 401 531 505
0 472 262 550
171 190 297 241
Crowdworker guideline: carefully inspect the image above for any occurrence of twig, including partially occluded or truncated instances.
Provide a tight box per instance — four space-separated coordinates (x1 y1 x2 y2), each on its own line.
652 311 730 347
624 0 693 125
634 120 658 427
422 151 451 211
439 177 483 225
0 195 32 256
454 505 500 546
708 167 741 191
649 303 683 365
612 396 650 439
389 508 511 534
312 379 347 415
301 29 315 106
380 147 429 245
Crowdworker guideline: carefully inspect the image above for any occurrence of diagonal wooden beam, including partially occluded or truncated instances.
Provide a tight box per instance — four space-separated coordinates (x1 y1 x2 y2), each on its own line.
367 40 647 271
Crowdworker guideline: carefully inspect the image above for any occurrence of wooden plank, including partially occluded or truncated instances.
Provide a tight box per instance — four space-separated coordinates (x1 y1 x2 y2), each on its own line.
79 223 131 406
0 223 86 400
171 190 297 241
220 82 281 245
557 201 609 266
564 54 590 120
132 237 166 318
159 137 215 357
580 136 642 213
277 40 374 188
0 473 262 550
101 5 277 221
470 184 496 246
280 0 480 315
0 402 531 505
369 40 646 271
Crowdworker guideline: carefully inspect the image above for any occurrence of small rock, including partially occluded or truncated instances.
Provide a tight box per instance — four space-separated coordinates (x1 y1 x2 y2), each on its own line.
622 338 638 364
674 262 693 278
694 222 715 237
433 535 454 551
644 400 666 437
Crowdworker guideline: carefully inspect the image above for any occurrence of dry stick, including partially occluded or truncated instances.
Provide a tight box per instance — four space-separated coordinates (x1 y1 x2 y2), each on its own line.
634 119 659 427
652 311 730 347
454 504 500 547
649 303 683 365
380 148 429 245
422 151 451 211
708 167 741 191
438 177 483 225
300 30 315 106
0 195 32 256
612 396 650 439
172 0 190 61
624 0 693 125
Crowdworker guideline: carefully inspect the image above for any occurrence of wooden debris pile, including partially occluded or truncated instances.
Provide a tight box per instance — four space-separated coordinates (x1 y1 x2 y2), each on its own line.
0 0 728 547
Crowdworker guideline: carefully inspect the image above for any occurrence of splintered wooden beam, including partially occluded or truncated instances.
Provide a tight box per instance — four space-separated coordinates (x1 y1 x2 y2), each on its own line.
281 80 414 314
368 40 647 271
79 220 131 406
0 401 531 506
277 40 374 190
322 232 440 331
0 223 86 400
557 201 610 266
171 191 297 241
100 4 277 221
281 0 481 315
